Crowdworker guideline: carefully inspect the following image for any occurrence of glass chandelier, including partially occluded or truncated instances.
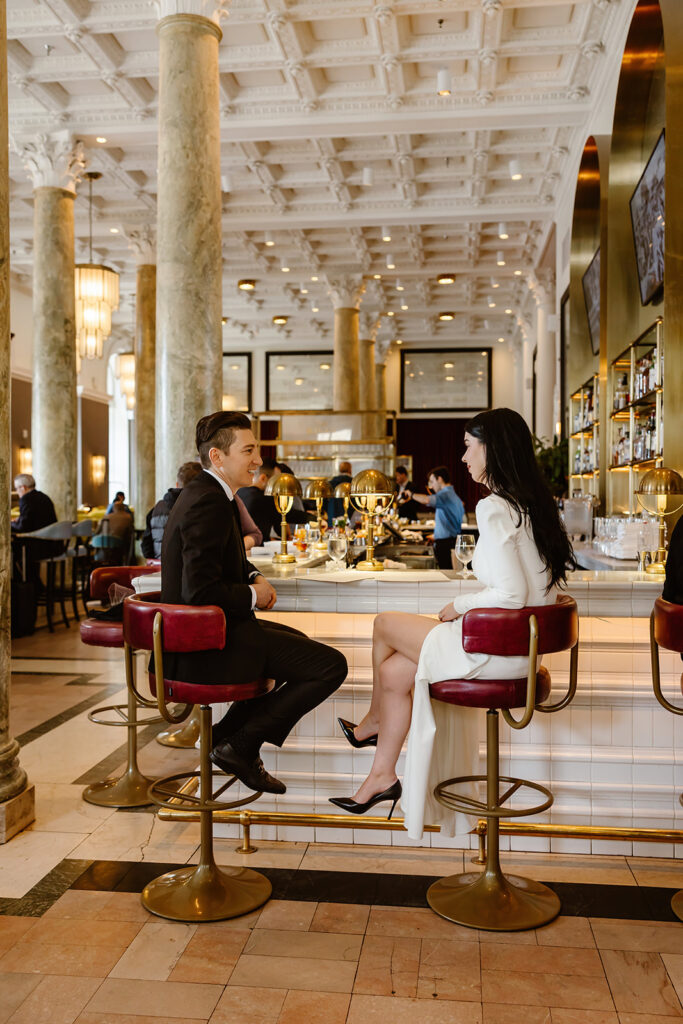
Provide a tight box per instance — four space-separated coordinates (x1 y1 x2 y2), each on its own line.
116 352 136 410
75 171 119 360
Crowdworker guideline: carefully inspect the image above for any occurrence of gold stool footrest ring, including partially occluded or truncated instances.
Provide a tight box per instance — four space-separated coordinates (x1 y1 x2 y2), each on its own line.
434 773 553 819
87 703 164 727
147 770 263 813
427 870 560 932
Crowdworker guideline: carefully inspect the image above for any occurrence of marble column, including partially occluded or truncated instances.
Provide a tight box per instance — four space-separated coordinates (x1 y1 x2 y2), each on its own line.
0 1 34 841
20 132 85 521
155 2 225 494
520 321 535 430
533 271 556 442
327 276 366 411
358 312 379 410
128 227 156 528
374 336 390 440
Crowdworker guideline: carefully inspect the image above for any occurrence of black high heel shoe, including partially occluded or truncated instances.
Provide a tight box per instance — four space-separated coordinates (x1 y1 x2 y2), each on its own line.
338 717 378 749
329 779 402 820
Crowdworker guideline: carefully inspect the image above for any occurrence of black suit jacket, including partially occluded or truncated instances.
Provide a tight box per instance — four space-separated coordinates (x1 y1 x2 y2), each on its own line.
159 471 264 683
12 489 57 534
236 484 309 542
664 515 683 605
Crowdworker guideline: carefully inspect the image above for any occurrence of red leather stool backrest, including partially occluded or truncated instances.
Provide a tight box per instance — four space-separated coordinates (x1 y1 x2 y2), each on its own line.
653 597 683 653
90 565 160 602
123 591 226 654
462 593 578 657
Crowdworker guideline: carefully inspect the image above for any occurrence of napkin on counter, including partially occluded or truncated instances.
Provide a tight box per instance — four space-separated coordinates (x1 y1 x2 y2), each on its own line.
382 559 408 569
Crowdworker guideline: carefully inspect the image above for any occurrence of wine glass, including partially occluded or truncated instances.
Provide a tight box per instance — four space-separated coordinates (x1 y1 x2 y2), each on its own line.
454 533 476 578
327 529 348 570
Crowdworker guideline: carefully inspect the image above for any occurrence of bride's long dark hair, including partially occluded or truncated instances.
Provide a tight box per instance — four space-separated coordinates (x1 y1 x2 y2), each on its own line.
465 407 576 590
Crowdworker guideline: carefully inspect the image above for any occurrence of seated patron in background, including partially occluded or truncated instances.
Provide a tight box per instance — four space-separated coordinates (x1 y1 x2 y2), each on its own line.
11 474 58 584
106 490 131 515
159 411 347 794
395 464 419 523
407 465 465 569
94 495 134 564
141 461 204 560
237 457 309 542
328 460 352 521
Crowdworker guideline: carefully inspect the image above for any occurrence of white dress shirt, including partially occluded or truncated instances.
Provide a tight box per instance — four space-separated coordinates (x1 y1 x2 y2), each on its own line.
205 467 261 610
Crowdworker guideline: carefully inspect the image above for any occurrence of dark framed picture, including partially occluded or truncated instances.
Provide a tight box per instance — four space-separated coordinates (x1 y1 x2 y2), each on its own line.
581 246 600 357
629 128 665 306
222 353 252 412
400 348 492 413
266 351 333 410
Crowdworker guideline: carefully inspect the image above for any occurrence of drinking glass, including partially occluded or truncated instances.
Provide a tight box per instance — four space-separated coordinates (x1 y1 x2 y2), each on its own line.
454 533 476 578
327 529 348 570
307 524 320 547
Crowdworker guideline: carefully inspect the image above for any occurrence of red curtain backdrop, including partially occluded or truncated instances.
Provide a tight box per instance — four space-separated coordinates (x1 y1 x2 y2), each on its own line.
396 417 487 514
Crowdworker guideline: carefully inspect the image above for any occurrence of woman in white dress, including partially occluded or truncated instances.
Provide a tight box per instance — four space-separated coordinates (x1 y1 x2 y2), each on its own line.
330 408 576 835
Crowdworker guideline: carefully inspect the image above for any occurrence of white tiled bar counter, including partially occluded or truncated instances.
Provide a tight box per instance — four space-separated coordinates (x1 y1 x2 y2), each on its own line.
139 568 680 856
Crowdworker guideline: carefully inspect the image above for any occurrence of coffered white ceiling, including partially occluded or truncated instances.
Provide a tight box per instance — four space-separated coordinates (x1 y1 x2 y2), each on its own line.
7 0 634 351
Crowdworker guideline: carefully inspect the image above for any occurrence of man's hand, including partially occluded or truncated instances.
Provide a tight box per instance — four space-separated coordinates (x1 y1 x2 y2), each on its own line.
437 602 459 622
253 577 277 610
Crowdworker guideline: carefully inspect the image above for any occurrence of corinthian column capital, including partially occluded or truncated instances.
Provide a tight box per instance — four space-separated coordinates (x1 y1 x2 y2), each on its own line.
359 311 382 340
153 0 231 26
16 130 86 193
326 274 366 311
126 224 156 265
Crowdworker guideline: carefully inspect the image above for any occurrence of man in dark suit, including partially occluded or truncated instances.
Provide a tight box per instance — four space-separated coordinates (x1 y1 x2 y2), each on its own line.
160 411 347 794
237 457 309 542
11 474 58 583
327 460 352 522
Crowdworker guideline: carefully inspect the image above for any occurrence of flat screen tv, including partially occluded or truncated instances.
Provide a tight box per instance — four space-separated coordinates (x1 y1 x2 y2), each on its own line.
629 129 665 305
581 246 600 356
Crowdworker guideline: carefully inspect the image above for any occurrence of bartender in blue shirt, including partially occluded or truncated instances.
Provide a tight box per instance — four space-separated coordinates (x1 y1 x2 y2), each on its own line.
406 465 465 569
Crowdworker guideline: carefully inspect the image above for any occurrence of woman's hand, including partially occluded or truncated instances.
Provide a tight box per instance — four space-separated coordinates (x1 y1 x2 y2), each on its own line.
437 603 459 622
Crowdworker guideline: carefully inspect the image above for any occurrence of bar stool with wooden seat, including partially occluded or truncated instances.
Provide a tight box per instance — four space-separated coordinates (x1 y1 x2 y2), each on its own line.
650 596 683 922
80 565 161 808
123 591 274 922
426 594 579 932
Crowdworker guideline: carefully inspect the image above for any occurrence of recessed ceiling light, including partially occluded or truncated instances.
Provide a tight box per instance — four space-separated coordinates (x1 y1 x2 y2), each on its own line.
514 269 523 276
505 307 513 314
395 339 403 345
109 227 119 233
509 159 522 181
496 251 506 266
265 231 275 247
300 284 309 294
276 364 285 370
386 310 395 317
396 280 404 291
310 275 318 281
280 258 290 272
491 277 499 288
272 314 288 325
373 273 382 280
445 375 454 381
295 377 304 386
498 222 509 240
319 362 330 370
488 296 496 308
438 312 455 321
386 254 395 270
437 273 455 284
362 166 373 186
221 317 228 325
312 304 319 312
498 337 505 343
238 279 255 291
443 361 454 368
96 136 107 144
381 226 392 242
230 364 239 370
405 359 411 365
401 303 408 310
437 67 451 96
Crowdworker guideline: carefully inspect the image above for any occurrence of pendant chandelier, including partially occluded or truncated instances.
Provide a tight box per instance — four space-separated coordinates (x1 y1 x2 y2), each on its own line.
75 171 119 360
115 352 136 410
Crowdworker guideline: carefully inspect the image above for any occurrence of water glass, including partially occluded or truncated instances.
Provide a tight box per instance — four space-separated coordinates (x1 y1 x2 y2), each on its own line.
327 529 348 570
454 533 476 578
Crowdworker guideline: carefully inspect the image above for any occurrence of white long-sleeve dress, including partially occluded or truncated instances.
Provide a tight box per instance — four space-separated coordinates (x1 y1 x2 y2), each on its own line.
402 493 556 840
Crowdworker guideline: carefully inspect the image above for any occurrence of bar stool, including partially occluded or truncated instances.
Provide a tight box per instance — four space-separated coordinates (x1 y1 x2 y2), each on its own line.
426 594 579 932
124 592 274 922
80 565 161 808
15 520 73 631
650 596 683 922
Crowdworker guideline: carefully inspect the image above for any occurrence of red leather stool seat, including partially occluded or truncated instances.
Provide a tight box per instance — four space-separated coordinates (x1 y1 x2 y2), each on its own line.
653 597 683 656
80 618 124 648
148 673 275 705
430 666 551 710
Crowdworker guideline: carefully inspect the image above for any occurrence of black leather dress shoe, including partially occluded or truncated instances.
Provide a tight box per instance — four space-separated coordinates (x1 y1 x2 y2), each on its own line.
209 741 286 795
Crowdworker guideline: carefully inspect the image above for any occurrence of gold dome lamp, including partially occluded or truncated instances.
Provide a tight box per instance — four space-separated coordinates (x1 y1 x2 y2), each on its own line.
635 467 683 574
265 472 302 564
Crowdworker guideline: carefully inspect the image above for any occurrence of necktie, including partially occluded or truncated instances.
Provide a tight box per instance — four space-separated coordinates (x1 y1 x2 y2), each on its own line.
229 498 249 581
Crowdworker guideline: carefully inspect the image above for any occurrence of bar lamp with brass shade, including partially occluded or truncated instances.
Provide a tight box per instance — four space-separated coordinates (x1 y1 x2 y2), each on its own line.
635 467 683 575
265 473 302 564
303 478 332 549
334 480 351 519
350 469 394 571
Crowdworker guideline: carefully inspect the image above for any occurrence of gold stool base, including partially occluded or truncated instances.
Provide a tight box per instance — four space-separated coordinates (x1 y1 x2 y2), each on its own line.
671 890 683 922
427 870 560 932
157 707 201 748
82 768 155 808
141 861 272 922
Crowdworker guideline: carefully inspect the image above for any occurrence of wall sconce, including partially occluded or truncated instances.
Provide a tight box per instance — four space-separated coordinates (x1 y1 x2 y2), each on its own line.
91 454 106 487
18 446 32 475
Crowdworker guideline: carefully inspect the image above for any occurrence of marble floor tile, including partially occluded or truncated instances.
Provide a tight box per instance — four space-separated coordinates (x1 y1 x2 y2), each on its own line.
480 942 604 977
212 838 307 871
0 917 38 955
535 915 596 948
14 916 142 948
44 890 151 923
0 972 42 1024
0 940 125 978
278 989 351 1024
627 857 683 888
476 925 537 945
244 927 362 961
30 784 116 835
353 934 421 997
662 952 683 1006
207 985 286 1024
76 1015 207 1024
108 920 197 981
617 1015 683 1024
299 842 465 877
600 949 682 1016
254 898 316 931
66 810 199 864
5 974 101 1023
479 852 636 886
85 978 223 1020
417 937 481 1002
590 919 683 954
0 829 89 899
366 906 478 941
481 969 614 1011
550 1012 618 1024
168 925 251 984
347 993 483 1023
310 902 370 934
228 952 357 993
482 1005 550 1024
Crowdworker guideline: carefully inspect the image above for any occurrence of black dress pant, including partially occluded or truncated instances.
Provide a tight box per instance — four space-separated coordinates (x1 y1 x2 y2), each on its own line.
214 621 347 749
433 536 457 570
